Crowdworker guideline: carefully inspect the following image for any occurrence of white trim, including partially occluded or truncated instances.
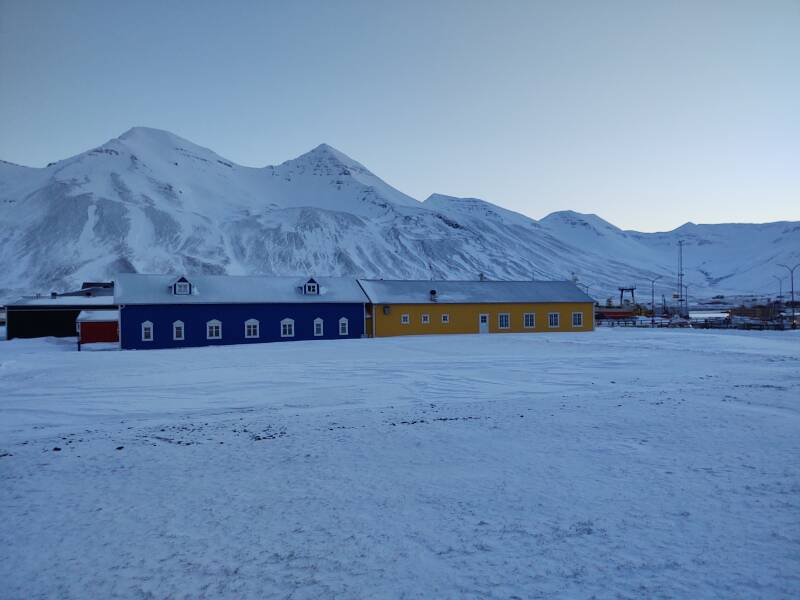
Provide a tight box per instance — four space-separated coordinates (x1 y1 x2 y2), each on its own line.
281 318 294 338
572 311 583 328
174 281 190 295
523 313 535 329
498 313 510 329
245 318 260 338
400 313 410 325
441 313 449 324
338 317 349 336
421 313 430 324
206 319 222 339
548 312 560 328
314 317 324 337
172 320 184 341
141 320 153 342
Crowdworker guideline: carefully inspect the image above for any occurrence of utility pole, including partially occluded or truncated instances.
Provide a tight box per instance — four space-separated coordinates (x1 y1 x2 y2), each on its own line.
677 240 685 316
648 276 662 327
773 275 784 303
778 263 799 329
684 284 690 318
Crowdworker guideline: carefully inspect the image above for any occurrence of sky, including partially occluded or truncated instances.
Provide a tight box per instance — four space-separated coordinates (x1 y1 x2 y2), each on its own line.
1 0 798 232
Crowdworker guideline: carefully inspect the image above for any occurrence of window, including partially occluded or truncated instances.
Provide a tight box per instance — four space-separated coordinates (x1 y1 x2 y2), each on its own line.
174 282 190 295
141 321 153 342
401 314 410 325
339 317 349 336
548 312 560 328
523 313 535 329
281 318 294 338
245 319 259 338
572 312 583 327
305 283 318 295
441 313 450 324
207 319 222 339
173 320 184 341
314 318 324 337
498 313 510 329
421 313 430 324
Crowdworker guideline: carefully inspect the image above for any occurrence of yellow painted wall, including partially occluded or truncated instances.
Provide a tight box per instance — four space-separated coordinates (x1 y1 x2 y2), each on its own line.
371 302 595 337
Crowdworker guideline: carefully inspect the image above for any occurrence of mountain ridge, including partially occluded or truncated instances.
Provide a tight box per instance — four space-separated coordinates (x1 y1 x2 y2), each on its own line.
0 127 797 303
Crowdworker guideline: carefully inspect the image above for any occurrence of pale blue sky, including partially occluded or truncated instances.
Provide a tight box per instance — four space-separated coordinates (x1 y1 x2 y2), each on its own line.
1 0 798 231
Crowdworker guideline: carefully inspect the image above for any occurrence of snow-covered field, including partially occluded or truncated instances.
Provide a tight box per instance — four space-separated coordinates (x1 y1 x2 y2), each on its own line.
1 329 798 598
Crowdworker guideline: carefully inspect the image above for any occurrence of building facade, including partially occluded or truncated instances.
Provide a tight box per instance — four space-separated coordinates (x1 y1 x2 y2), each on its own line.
116 274 368 350
357 280 595 337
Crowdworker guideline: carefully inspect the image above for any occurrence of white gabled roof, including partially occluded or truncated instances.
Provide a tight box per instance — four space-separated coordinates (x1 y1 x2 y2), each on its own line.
114 274 369 305
7 296 116 308
76 310 119 322
357 279 595 305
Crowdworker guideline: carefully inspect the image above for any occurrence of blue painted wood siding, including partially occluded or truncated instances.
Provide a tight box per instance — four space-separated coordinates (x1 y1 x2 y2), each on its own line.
120 303 365 350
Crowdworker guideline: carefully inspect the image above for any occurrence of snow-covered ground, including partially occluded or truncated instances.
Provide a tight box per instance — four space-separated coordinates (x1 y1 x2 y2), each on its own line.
1 329 798 598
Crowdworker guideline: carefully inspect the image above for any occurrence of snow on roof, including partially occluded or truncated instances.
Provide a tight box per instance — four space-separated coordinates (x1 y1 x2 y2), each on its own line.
114 274 369 305
76 310 119 322
357 279 595 305
7 296 117 308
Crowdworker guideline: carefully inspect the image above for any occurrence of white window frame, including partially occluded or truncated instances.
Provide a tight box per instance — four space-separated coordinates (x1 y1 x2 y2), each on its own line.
141 321 153 342
441 313 450 324
498 313 510 329
172 320 184 341
421 313 430 324
314 317 324 337
572 311 583 328
548 312 560 328
206 319 222 340
338 317 349 336
245 318 260 339
523 313 535 329
174 281 190 295
401 314 410 325
305 283 318 295
281 318 295 338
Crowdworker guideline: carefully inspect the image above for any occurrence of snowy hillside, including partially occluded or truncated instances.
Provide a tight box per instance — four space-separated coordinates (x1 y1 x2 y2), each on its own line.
0 127 797 302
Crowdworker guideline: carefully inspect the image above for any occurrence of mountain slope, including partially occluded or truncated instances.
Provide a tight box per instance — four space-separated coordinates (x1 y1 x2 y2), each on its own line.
0 127 797 303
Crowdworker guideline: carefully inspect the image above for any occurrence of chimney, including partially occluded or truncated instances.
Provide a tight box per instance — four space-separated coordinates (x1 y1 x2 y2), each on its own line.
50 292 57 299
429 289 438 302
479 273 486 282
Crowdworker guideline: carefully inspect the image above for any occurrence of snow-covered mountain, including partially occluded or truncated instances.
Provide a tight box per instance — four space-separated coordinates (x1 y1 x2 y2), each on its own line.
1 127 797 303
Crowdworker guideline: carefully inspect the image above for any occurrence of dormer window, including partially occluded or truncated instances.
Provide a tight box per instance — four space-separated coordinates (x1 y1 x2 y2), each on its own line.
172 277 192 296
303 278 319 295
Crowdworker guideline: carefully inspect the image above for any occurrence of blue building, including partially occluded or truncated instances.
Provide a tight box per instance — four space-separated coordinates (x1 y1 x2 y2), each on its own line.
115 274 369 350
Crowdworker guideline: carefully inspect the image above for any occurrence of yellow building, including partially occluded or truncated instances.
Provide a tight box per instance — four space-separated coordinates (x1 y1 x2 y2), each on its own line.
358 279 595 337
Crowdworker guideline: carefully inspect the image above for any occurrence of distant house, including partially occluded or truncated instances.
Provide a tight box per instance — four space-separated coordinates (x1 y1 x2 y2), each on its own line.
357 279 595 337
115 274 369 350
5 294 117 340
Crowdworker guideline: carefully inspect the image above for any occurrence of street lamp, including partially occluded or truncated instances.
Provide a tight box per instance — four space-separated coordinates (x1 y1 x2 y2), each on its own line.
683 284 690 318
778 263 800 329
647 276 662 327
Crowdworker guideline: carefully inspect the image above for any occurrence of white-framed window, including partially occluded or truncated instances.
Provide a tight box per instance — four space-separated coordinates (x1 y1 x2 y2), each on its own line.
572 312 583 327
421 313 430 324
498 313 510 329
523 313 535 329
441 313 450 324
245 318 259 338
401 314 410 325
174 282 190 295
338 317 349 336
548 312 560 328
314 318 324 336
281 318 294 338
304 282 318 295
206 319 222 339
173 320 184 341
141 321 153 342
